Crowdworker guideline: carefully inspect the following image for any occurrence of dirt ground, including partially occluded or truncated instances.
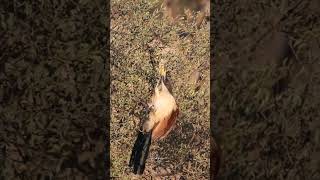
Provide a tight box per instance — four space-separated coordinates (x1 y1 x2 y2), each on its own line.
214 0 320 179
111 0 210 179
1 1 107 179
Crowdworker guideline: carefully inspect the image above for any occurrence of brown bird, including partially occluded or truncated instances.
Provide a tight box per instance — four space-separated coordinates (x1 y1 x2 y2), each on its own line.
129 64 179 175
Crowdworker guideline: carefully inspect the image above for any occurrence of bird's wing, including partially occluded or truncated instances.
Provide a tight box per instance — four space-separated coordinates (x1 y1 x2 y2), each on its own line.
151 107 179 140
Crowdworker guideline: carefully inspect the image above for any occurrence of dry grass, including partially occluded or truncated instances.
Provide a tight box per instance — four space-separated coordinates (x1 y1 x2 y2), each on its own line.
214 1 320 179
111 0 210 179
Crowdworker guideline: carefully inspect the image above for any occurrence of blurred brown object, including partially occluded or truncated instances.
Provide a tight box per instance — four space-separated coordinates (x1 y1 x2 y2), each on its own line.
210 135 221 180
189 69 202 91
163 0 210 28
189 70 201 85
255 31 296 96
257 31 292 67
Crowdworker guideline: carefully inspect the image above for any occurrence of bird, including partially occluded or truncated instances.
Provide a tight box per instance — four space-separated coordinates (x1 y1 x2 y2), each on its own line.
129 63 179 175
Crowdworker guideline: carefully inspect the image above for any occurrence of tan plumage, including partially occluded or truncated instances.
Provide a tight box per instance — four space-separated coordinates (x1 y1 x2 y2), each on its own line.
152 108 179 140
129 65 179 175
144 79 179 140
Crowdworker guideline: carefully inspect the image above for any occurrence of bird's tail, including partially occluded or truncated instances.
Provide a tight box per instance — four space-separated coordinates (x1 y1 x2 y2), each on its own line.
129 131 152 175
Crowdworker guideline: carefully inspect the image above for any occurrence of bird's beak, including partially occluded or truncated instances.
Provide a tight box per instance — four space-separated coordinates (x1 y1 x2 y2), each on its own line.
159 64 166 82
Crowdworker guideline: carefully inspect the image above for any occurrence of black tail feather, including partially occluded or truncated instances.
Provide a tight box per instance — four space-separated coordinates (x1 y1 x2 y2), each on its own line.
129 131 152 175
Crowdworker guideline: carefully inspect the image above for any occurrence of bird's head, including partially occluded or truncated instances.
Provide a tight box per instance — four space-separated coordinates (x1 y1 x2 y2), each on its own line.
155 60 174 94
